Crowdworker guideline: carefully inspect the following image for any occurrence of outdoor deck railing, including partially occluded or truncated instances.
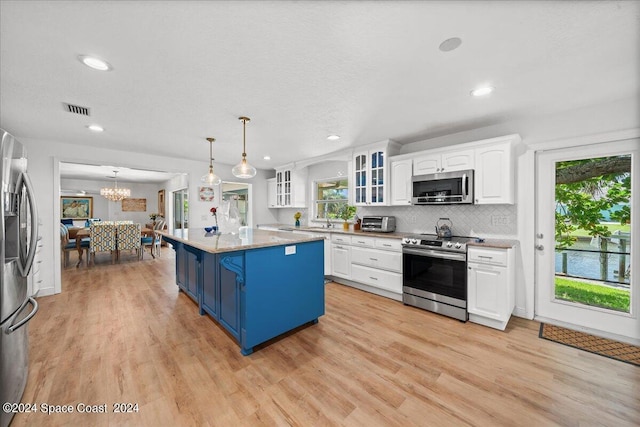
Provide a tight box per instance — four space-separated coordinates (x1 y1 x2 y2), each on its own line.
555 235 630 285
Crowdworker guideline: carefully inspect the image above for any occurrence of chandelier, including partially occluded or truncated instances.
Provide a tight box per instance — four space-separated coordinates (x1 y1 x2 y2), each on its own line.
100 170 131 202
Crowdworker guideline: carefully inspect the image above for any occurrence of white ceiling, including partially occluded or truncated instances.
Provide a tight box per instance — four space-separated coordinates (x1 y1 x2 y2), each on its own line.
59 162 183 184
1 1 639 179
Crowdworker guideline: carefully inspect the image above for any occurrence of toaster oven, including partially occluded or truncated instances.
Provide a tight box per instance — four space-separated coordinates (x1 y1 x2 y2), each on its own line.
360 216 396 233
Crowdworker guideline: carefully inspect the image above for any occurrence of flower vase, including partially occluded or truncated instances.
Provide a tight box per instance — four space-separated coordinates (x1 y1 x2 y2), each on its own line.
295 219 300 227
343 222 349 231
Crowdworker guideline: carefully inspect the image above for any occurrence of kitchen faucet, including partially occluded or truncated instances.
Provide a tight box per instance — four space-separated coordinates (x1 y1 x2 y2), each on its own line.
324 205 333 228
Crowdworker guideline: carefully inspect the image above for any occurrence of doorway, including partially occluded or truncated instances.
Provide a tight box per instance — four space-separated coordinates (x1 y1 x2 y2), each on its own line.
221 182 251 227
535 139 638 341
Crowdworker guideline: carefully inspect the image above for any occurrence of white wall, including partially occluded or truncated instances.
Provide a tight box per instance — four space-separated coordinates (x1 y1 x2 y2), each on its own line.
22 137 279 297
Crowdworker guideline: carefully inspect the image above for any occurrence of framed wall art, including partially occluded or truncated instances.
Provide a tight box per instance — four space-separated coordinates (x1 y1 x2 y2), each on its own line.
199 186 215 202
158 189 165 216
121 198 147 212
61 196 93 219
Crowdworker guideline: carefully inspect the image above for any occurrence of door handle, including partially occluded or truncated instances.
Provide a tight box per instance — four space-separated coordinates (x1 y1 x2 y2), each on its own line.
6 297 39 334
536 245 544 251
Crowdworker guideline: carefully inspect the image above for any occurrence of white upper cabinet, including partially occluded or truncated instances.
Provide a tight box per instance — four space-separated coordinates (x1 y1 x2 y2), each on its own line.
352 140 399 206
274 165 307 208
390 157 412 205
474 140 514 204
266 177 277 208
413 148 475 175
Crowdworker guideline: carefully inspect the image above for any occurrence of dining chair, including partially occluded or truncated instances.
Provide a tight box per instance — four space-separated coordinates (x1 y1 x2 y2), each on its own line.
140 219 165 259
116 222 141 261
89 223 117 265
60 224 89 268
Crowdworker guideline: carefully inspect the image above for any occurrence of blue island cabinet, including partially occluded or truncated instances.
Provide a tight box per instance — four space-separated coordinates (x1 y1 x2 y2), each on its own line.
174 242 201 303
201 252 242 340
168 236 325 355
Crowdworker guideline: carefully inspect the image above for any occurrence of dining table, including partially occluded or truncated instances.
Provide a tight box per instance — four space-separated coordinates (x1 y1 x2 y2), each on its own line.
75 227 154 266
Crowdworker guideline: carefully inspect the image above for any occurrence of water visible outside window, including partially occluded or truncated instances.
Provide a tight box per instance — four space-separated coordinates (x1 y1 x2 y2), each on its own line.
554 155 631 313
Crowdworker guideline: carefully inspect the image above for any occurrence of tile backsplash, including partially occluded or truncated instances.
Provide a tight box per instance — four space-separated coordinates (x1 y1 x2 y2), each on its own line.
275 204 517 239
355 204 517 238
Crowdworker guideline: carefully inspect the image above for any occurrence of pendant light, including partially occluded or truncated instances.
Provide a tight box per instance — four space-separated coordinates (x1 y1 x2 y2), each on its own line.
232 116 257 179
201 137 221 185
100 170 131 201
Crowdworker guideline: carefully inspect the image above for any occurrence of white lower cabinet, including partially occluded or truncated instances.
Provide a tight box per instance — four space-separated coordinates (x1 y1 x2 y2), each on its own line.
350 246 401 273
351 264 402 294
331 243 351 279
467 246 515 330
330 234 402 299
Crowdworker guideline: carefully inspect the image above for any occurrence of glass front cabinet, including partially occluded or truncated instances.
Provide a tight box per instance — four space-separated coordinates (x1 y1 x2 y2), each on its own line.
274 165 307 208
352 140 399 206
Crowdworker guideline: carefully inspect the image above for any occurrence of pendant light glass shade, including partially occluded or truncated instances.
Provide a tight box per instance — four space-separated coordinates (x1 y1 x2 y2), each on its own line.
201 137 221 185
232 116 257 179
100 170 131 201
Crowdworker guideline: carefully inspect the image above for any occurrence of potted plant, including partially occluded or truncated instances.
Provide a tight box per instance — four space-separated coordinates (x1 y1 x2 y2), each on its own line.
338 205 357 231
294 211 302 227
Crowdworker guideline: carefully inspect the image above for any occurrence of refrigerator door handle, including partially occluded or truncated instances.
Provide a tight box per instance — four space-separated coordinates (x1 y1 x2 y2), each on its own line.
6 297 39 334
16 172 39 277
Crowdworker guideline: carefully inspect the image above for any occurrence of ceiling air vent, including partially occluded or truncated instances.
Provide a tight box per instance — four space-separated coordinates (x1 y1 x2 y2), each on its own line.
63 103 90 116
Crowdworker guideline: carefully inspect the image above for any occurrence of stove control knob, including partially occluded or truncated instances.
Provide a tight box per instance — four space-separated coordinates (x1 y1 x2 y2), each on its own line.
411 238 418 245
454 242 462 249
446 242 453 248
402 238 408 244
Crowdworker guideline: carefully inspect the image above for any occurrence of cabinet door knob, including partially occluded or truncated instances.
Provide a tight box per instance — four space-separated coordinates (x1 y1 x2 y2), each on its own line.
535 245 544 251
468 266 472 270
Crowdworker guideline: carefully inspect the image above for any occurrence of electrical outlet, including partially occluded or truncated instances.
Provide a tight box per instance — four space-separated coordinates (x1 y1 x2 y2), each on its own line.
491 215 508 226
409 215 417 224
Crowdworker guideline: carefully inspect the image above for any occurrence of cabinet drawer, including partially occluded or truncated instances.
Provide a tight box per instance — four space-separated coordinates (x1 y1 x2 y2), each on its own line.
374 238 402 252
331 234 352 244
468 247 508 266
351 236 375 248
351 264 402 294
351 247 401 272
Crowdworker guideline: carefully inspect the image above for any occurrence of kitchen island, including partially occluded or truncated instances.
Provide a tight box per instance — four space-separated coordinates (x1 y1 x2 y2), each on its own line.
158 228 325 355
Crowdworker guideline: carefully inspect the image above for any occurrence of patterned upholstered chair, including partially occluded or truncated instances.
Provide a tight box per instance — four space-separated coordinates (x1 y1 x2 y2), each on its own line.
60 224 89 268
117 223 141 261
89 222 117 265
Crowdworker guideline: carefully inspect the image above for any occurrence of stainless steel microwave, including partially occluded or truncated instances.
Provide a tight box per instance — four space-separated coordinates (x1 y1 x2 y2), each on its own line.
412 169 474 205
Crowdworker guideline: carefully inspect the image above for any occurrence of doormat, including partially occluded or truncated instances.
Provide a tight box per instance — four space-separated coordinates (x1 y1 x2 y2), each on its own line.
539 323 639 367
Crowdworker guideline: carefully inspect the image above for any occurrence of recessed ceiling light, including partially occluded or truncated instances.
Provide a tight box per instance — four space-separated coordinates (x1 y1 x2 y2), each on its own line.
471 86 494 97
327 135 341 141
87 124 104 132
439 37 462 52
78 55 112 71
263 155 271 160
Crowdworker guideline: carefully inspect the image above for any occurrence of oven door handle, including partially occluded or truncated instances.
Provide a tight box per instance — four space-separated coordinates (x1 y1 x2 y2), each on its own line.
403 247 466 261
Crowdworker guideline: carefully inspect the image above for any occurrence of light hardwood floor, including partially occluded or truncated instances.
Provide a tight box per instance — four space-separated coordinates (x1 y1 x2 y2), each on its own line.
12 250 639 426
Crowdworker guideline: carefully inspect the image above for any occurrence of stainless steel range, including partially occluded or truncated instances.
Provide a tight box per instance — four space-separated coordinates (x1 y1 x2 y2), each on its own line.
401 234 469 321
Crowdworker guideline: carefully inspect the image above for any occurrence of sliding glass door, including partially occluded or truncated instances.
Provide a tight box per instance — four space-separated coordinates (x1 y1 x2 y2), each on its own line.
173 188 188 230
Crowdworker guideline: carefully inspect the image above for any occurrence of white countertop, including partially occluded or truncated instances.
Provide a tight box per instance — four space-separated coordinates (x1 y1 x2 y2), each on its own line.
158 228 325 254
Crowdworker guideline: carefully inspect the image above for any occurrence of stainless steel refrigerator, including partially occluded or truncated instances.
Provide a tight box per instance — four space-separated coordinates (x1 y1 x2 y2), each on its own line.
1 129 39 427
